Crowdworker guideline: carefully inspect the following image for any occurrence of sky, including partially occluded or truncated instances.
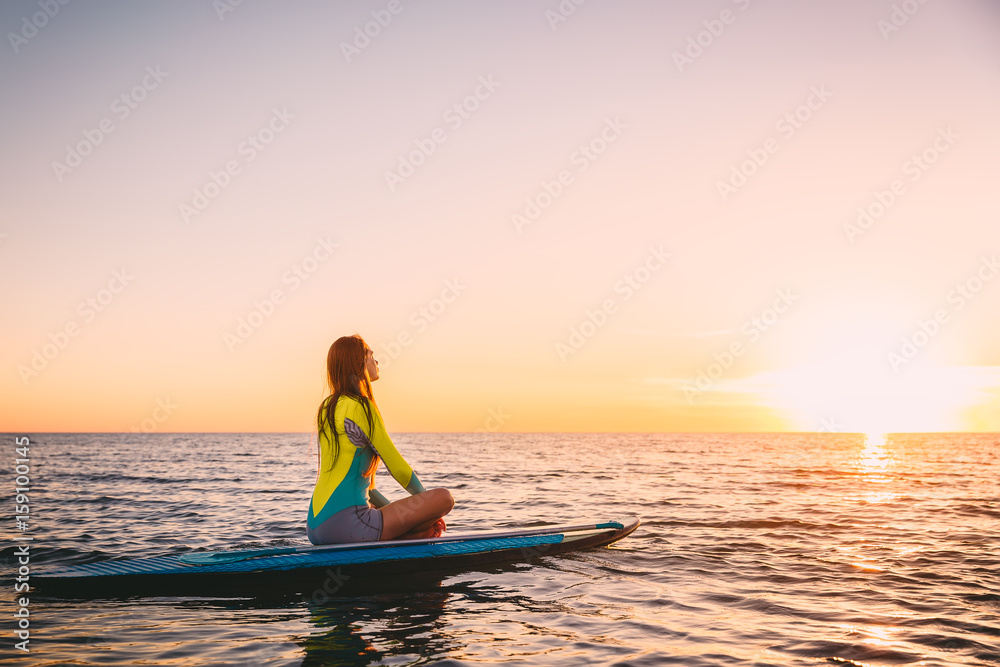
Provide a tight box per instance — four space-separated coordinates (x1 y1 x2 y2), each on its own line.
2 0 1000 434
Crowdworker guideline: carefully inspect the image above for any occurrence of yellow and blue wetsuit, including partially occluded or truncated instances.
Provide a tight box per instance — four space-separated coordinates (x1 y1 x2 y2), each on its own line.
308 395 425 534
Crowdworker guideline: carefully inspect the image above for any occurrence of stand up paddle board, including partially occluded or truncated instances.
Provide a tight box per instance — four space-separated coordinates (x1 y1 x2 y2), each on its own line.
36 517 640 598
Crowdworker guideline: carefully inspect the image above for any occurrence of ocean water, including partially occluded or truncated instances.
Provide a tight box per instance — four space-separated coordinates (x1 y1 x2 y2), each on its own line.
3 432 999 666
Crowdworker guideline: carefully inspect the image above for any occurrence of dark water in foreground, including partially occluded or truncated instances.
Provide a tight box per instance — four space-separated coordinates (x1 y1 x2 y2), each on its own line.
2 432 999 666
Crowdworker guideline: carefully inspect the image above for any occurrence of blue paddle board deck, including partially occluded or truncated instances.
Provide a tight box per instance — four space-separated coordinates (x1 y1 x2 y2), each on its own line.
35 517 640 598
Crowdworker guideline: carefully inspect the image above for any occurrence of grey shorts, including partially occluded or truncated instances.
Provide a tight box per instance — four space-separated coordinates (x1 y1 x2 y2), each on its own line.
307 504 383 545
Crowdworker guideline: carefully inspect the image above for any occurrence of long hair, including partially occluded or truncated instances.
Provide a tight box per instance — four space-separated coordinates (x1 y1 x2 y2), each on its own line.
316 335 378 474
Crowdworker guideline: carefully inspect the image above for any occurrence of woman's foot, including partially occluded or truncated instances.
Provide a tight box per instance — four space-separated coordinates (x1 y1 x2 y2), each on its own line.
397 518 446 540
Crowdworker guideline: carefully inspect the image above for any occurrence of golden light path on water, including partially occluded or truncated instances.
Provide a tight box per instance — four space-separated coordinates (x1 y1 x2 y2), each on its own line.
840 434 921 584
831 433 931 655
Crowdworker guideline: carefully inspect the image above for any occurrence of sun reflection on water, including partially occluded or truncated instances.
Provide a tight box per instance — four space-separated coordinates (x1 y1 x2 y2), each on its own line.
857 433 895 488
841 623 906 649
838 433 921 573
855 433 902 506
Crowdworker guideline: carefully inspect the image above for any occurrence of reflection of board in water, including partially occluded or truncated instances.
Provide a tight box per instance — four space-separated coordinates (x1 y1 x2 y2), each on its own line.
36 518 640 598
301 587 452 665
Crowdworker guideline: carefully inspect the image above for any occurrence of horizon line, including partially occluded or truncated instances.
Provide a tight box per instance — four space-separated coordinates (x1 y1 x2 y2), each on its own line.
6 430 998 436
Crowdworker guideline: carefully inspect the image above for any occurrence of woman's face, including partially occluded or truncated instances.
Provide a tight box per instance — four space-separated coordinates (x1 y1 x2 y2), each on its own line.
364 348 380 382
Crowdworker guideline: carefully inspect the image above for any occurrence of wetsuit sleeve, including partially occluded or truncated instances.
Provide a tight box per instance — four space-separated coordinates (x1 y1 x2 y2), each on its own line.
368 488 390 508
367 408 426 495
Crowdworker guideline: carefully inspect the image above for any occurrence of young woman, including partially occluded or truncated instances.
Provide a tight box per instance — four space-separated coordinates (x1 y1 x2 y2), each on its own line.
307 334 454 545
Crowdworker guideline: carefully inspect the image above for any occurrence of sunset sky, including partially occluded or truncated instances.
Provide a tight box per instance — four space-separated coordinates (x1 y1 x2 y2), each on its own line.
3 0 1000 433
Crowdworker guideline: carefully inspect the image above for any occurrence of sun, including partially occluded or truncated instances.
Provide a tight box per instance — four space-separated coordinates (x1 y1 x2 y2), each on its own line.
750 355 993 433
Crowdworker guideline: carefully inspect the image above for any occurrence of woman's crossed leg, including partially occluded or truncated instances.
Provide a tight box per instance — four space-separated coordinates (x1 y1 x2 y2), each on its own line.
380 488 454 540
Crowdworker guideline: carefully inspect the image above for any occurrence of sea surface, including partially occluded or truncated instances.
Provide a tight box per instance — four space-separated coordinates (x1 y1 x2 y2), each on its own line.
2 432 999 666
